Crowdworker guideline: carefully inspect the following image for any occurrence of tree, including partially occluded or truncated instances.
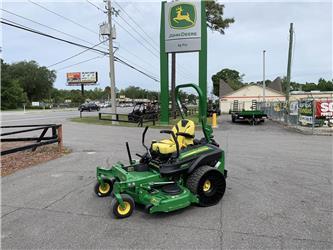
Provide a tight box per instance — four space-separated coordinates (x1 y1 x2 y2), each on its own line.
1 79 28 110
6 60 56 102
1 60 28 109
212 68 244 96
318 78 333 91
206 0 235 34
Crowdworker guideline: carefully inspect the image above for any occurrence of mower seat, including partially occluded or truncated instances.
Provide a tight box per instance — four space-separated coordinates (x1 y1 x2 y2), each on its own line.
152 119 195 155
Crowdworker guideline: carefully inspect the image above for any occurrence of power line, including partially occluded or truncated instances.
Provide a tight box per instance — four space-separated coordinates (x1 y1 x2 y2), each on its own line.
86 0 106 14
113 1 194 81
114 1 158 48
113 2 159 54
1 19 108 55
1 19 159 82
56 55 105 71
47 40 108 68
1 8 108 51
28 0 99 35
111 17 160 59
116 57 159 82
116 54 159 80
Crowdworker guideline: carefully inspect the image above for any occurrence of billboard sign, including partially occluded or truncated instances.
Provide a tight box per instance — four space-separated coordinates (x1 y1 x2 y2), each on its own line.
165 1 201 53
316 100 333 117
66 72 98 86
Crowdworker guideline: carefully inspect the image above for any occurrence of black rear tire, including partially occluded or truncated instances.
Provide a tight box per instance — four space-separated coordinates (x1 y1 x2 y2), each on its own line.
186 165 226 207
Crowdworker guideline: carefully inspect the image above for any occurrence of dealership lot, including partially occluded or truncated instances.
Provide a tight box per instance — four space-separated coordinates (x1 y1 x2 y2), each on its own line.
1 112 332 249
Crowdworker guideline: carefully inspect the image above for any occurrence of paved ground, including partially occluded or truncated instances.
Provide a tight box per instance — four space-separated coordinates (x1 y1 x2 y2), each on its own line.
1 111 332 249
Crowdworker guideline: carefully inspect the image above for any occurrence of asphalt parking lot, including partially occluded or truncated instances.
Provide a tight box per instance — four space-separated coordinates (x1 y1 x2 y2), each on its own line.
1 111 332 249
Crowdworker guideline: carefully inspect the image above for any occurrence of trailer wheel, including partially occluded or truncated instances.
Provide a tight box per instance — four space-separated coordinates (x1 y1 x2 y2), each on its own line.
94 178 114 197
111 194 135 219
186 165 226 207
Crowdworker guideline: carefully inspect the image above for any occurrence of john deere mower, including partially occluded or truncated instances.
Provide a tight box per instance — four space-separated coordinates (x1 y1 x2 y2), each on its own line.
94 83 227 218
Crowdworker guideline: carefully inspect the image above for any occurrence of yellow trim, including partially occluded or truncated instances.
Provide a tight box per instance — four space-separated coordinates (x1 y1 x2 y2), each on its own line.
180 146 210 159
203 180 211 192
117 201 131 215
98 183 110 194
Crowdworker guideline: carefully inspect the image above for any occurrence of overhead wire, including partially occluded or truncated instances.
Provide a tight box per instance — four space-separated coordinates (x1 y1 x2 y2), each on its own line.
1 8 108 51
1 19 159 82
113 1 193 81
55 55 105 71
47 39 108 68
114 1 158 48
28 0 99 35
83 1 192 82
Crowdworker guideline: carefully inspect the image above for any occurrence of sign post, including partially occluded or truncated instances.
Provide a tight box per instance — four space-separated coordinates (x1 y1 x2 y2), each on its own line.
160 0 207 125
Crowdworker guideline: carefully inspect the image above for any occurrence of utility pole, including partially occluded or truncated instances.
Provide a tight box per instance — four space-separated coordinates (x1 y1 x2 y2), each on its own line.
286 23 294 104
107 0 117 115
171 53 176 119
263 50 266 102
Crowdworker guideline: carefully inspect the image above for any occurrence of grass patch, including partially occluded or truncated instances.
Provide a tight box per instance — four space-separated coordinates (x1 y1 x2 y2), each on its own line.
70 114 212 129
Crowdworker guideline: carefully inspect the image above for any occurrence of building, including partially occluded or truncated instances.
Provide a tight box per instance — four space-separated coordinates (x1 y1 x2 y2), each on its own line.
219 79 285 112
290 91 333 101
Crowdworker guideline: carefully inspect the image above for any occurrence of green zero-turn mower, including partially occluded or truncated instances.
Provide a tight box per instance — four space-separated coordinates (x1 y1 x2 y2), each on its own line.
94 83 227 218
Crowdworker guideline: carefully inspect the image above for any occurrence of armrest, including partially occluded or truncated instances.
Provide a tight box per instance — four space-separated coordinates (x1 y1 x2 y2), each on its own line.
176 132 194 139
160 130 173 134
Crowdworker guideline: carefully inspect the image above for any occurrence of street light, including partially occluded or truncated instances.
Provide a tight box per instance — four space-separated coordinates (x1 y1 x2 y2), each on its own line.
263 50 266 102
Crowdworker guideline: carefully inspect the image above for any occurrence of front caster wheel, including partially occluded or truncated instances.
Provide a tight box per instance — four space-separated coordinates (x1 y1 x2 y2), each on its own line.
94 179 114 197
187 165 226 207
111 194 135 219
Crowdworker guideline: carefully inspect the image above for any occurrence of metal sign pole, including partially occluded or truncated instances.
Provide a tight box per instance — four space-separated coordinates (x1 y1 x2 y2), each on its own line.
160 0 206 124
160 1 169 125
198 0 207 122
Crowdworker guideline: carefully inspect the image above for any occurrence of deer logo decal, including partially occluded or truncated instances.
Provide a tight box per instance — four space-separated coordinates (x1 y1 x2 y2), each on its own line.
170 3 196 29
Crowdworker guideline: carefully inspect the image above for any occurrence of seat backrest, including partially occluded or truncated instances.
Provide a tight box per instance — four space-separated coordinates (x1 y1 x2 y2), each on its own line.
171 119 195 149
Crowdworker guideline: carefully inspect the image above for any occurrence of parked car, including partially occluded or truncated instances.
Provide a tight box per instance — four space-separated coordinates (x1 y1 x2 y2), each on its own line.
78 103 100 112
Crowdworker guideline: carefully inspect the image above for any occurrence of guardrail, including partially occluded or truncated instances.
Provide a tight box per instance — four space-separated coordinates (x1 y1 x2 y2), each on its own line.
1 124 63 156
98 112 156 127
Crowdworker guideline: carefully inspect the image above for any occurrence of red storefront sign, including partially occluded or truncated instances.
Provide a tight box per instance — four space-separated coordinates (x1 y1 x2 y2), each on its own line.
316 100 333 117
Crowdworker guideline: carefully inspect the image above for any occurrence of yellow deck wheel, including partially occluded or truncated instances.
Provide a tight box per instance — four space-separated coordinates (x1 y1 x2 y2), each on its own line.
98 183 110 194
117 202 131 216
111 194 135 219
203 179 212 192
95 180 113 197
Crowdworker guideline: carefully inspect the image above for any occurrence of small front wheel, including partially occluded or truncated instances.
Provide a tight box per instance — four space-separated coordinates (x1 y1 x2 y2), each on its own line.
111 194 135 219
94 179 113 197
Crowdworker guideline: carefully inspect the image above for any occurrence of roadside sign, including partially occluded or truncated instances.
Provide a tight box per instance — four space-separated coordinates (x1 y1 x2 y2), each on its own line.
316 100 333 117
66 72 98 86
165 1 201 53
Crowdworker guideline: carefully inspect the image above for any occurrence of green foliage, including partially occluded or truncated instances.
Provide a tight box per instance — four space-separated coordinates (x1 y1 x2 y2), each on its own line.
1 59 56 109
1 79 28 109
205 0 235 34
211 68 244 96
119 86 159 100
1 60 28 109
4 60 56 102
282 77 333 92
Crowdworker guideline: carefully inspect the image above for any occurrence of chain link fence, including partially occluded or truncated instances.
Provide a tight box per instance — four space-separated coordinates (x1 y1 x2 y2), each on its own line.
258 99 333 134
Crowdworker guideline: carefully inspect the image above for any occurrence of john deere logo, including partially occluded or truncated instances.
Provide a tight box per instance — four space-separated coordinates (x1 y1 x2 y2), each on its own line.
170 3 196 29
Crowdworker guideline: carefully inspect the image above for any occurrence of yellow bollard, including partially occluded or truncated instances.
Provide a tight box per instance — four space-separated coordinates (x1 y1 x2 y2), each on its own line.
212 113 218 128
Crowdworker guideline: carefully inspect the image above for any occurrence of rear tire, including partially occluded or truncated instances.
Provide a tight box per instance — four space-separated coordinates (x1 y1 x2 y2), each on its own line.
186 165 226 207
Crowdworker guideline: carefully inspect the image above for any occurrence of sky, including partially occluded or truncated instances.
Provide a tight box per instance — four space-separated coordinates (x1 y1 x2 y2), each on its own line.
1 0 332 94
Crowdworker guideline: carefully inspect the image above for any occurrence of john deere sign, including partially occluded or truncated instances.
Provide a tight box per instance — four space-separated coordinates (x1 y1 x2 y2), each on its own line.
165 1 201 53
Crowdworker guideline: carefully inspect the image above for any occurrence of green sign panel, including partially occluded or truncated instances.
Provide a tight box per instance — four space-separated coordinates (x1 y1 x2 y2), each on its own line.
169 3 196 29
